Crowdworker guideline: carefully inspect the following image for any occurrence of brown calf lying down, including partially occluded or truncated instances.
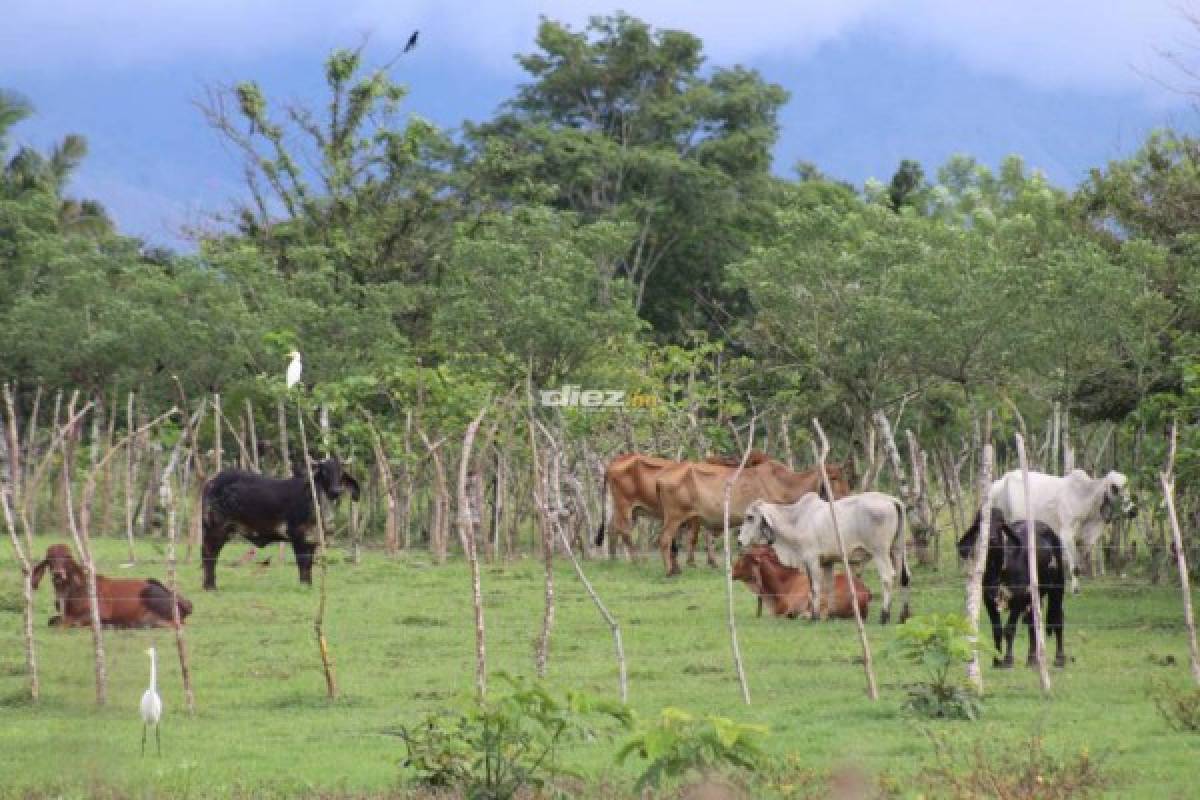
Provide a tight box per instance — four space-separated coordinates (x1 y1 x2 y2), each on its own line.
31 544 193 629
733 544 871 619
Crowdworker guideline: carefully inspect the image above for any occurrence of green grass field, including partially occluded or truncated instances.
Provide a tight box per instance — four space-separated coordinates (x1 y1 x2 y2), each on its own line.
2 534 1199 798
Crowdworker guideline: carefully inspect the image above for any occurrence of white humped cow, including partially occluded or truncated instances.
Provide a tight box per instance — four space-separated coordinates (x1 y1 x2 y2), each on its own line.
986 469 1136 593
738 492 911 624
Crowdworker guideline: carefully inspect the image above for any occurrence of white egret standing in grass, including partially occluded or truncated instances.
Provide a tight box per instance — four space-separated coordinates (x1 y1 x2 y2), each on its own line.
286 350 303 390
141 646 163 756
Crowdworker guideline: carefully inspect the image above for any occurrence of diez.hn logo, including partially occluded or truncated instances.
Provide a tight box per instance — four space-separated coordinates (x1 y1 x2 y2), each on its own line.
539 385 657 410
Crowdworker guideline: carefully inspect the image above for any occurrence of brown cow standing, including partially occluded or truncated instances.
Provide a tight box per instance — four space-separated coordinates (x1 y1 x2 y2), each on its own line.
654 455 852 576
594 452 769 566
31 544 192 629
733 544 870 619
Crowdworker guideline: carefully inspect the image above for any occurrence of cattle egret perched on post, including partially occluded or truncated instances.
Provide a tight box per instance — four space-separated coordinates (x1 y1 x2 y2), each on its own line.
141 646 163 756
286 350 302 390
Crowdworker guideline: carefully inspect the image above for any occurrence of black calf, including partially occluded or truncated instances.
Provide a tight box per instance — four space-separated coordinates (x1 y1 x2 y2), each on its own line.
201 457 360 590
959 509 1067 669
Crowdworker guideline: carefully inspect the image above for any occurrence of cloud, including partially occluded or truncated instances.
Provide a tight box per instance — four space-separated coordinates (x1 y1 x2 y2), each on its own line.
876 0 1184 97
1 1 1189 101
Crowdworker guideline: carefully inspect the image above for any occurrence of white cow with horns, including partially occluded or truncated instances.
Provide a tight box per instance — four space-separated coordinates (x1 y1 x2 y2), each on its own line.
737 492 912 624
985 469 1136 594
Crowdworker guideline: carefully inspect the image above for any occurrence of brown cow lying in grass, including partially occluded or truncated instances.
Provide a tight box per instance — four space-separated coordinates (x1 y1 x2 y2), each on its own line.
733 544 870 619
31 544 192 628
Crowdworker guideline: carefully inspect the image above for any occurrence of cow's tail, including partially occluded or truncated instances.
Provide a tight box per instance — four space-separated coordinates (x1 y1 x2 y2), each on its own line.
894 501 911 588
893 499 912 622
594 475 611 547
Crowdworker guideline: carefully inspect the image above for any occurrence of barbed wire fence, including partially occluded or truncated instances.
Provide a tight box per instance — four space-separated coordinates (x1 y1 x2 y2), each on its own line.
2 383 1198 707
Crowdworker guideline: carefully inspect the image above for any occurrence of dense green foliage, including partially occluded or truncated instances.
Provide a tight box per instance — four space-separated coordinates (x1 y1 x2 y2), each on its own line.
3 13 1196 459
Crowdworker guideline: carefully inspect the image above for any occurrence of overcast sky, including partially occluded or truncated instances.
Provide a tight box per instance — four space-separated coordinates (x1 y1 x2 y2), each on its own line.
3 1 1195 248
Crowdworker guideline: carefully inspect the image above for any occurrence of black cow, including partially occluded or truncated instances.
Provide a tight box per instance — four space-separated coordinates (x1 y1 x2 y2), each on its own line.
958 509 1067 669
201 457 360 590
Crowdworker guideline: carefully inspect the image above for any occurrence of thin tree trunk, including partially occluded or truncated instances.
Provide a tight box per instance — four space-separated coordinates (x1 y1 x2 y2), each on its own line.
101 387 117 535
24 385 42 495
2 384 24 540
536 421 628 703
814 418 879 701
779 414 794 470
1160 420 1200 686
456 405 489 701
295 406 338 699
245 398 260 472
529 413 555 679
125 392 136 563
873 411 910 592
419 430 449 563
1 486 38 702
183 404 209 564
1015 433 1052 695
965 412 993 694
401 409 414 551
905 430 935 567
722 416 759 706
365 417 398 556
160 405 203 714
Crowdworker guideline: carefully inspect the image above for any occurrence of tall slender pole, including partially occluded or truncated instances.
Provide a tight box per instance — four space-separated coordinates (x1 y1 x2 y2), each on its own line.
965 412 993 693
1161 420 1200 686
456 405 489 701
813 419 878 701
296 406 338 699
722 415 759 706
528 411 555 680
1014 433 1052 695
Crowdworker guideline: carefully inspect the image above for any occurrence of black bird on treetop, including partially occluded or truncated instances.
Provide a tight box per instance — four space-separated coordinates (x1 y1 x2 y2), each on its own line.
404 30 419 53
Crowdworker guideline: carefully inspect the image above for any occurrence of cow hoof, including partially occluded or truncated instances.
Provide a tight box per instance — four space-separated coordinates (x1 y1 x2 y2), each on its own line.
1055 655 1067 668
880 610 891 625
994 659 1014 670
666 567 682 578
898 605 912 624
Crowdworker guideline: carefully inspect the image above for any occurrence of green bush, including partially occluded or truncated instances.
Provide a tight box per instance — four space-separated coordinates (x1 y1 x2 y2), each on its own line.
395 674 631 800
616 707 768 791
889 613 982 720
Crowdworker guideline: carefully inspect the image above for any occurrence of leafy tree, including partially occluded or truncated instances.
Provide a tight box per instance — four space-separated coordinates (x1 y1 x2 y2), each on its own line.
431 206 642 384
467 13 789 335
199 45 462 342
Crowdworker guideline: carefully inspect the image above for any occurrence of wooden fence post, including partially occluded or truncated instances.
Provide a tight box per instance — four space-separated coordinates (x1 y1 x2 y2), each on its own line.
536 420 628 703
965 412 993 694
295 406 338 699
1014 433 1052 696
1160 420 1200 686
814 419 879 701
722 416 759 706
456 405 490 701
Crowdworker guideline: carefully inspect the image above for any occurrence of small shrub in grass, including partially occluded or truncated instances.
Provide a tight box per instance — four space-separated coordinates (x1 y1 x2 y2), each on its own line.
916 729 1108 799
616 707 768 792
395 673 631 800
888 613 981 720
1151 679 1200 732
